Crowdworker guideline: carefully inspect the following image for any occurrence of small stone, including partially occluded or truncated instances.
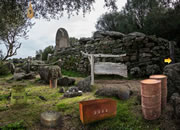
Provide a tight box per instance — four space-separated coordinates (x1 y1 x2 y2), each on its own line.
77 76 92 92
58 77 75 86
59 88 65 93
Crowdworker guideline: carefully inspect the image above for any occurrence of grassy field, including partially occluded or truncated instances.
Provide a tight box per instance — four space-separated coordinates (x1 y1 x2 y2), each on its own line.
0 73 173 130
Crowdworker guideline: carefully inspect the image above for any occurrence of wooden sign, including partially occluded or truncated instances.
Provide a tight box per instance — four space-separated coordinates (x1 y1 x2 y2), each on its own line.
81 51 127 85
94 62 128 77
79 98 117 124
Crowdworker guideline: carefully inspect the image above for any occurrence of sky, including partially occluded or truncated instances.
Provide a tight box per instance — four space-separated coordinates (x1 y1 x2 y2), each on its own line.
1 0 127 59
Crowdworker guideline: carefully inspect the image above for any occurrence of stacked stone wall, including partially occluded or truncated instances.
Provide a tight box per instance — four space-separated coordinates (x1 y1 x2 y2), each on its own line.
52 31 179 77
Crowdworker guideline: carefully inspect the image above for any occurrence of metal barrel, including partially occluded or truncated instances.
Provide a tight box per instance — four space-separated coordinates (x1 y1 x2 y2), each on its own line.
140 79 161 120
150 75 167 110
49 79 57 88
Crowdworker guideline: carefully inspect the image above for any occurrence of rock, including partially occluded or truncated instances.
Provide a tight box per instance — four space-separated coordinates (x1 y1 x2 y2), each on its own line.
14 67 24 73
39 96 47 101
170 93 180 119
63 87 82 98
130 67 142 77
13 73 26 81
93 31 104 39
59 87 65 93
128 32 145 37
163 63 180 99
23 72 36 79
146 64 160 76
55 28 70 51
79 37 93 44
77 76 92 92
13 72 36 81
93 31 125 39
58 77 75 86
8 62 15 74
101 31 125 38
39 65 62 83
95 85 130 100
31 60 45 71
140 53 152 57
68 86 79 92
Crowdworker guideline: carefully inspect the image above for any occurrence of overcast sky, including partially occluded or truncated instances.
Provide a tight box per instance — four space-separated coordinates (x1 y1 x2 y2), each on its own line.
1 0 127 59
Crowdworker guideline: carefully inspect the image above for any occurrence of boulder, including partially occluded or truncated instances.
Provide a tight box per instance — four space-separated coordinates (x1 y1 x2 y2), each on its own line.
163 63 180 99
79 37 93 44
101 31 125 38
130 67 142 77
13 72 36 81
128 32 145 37
8 62 15 74
63 86 82 98
59 87 65 93
170 93 180 119
39 65 62 83
146 64 160 76
14 67 24 73
77 76 92 92
58 77 75 86
93 31 104 39
13 73 25 81
93 31 125 39
95 85 131 100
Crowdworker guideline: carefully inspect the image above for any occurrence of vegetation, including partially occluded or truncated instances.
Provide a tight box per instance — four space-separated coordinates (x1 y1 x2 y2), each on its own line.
62 69 87 77
96 0 180 46
69 37 79 46
0 120 25 130
0 61 10 75
41 46 54 61
0 74 170 129
0 1 33 61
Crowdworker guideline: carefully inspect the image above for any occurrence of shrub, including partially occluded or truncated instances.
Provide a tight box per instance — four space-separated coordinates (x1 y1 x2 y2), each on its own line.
42 46 54 61
0 120 26 130
0 61 10 76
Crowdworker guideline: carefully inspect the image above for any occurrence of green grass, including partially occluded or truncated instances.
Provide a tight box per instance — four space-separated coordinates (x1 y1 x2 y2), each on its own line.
62 69 87 77
0 120 26 130
86 97 160 130
0 75 161 130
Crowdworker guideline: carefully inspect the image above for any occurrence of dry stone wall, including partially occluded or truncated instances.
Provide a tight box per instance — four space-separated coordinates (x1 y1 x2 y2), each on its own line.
52 31 179 78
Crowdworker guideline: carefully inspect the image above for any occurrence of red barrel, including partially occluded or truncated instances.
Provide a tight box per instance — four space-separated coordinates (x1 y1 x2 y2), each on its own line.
150 75 167 110
140 79 161 120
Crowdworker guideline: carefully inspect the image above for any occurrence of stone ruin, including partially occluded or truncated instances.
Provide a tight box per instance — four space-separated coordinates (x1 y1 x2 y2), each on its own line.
55 28 70 52
51 30 180 78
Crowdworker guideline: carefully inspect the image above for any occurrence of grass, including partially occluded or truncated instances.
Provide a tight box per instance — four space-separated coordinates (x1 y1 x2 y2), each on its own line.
0 74 162 130
0 120 26 130
62 69 87 77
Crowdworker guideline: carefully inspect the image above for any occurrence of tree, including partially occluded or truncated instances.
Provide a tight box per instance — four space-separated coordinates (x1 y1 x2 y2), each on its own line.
0 0 118 60
0 0 117 19
95 11 137 33
0 1 33 61
69 37 79 46
42 46 54 61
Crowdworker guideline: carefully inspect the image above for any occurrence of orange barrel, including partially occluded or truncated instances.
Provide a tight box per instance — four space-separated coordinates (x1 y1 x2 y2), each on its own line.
150 75 167 110
49 79 57 88
140 79 161 120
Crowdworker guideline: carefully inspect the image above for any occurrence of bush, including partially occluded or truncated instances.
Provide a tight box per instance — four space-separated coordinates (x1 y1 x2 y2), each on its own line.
42 46 54 61
0 120 26 130
0 61 10 75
